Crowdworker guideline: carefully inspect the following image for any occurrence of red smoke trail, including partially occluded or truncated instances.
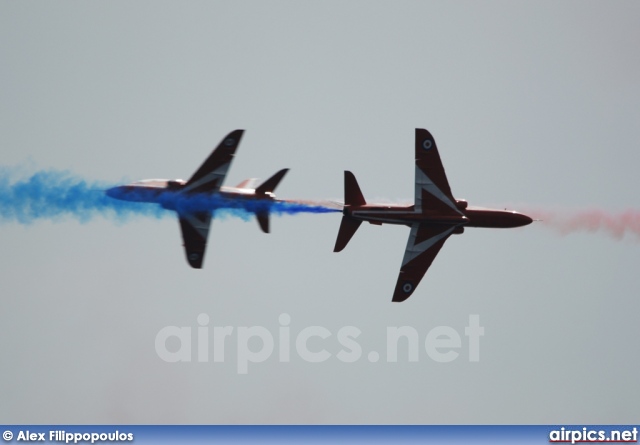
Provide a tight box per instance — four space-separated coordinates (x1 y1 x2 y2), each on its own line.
525 208 640 240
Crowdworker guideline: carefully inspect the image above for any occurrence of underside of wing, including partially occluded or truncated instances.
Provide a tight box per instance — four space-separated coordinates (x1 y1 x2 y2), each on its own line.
179 212 212 268
414 128 461 216
392 223 456 302
183 129 244 194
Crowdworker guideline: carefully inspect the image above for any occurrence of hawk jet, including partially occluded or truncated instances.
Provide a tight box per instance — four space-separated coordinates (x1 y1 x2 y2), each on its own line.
334 128 532 302
106 130 288 268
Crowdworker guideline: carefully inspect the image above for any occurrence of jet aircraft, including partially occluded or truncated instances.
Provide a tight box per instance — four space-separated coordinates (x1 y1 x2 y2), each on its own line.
334 128 533 302
106 130 288 268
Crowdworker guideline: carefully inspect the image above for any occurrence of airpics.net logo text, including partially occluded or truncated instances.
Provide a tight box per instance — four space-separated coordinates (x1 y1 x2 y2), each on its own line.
155 314 484 374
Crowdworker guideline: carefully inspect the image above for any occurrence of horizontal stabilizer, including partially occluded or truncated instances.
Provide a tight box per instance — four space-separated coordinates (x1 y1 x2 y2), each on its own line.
256 169 289 196
256 212 270 233
334 216 362 252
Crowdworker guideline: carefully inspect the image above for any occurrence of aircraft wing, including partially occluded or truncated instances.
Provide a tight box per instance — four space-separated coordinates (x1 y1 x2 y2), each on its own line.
183 129 245 194
414 128 462 216
179 212 212 268
392 223 457 302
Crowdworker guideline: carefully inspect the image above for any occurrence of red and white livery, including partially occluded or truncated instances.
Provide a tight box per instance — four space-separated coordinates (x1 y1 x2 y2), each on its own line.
334 128 533 302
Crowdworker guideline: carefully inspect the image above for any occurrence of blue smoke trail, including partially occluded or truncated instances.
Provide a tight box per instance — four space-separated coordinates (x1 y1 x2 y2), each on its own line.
0 168 339 225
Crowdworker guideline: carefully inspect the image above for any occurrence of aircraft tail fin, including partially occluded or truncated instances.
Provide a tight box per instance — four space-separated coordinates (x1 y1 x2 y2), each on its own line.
333 216 362 252
344 171 366 206
333 171 366 252
255 169 289 196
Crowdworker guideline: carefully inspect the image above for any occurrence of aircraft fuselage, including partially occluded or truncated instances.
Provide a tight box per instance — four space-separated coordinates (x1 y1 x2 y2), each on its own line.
106 180 277 209
345 204 532 228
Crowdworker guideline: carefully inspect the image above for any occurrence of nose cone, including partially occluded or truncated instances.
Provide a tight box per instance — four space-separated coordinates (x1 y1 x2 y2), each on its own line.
514 212 533 227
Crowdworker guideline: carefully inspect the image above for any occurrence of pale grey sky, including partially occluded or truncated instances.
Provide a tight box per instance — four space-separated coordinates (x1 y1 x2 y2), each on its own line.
1 1 639 424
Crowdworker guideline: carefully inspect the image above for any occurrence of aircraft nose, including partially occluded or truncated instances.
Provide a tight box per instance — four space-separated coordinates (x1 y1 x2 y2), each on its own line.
516 212 533 226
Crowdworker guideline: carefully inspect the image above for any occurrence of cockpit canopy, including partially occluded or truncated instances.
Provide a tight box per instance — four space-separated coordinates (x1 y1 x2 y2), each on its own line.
127 179 185 188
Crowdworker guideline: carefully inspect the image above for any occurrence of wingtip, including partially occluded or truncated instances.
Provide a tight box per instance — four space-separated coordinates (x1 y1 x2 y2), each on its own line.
391 293 411 303
186 251 205 269
392 279 417 302
227 129 245 138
